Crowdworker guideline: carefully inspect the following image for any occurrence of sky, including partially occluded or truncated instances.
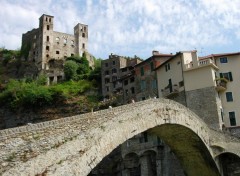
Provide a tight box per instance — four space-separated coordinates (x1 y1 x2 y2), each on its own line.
1 0 240 59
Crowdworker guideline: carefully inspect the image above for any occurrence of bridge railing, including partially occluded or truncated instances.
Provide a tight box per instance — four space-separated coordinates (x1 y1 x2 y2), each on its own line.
0 98 160 140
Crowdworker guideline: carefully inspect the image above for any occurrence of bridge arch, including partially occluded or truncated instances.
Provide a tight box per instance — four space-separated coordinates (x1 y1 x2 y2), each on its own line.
215 152 240 175
1 99 239 176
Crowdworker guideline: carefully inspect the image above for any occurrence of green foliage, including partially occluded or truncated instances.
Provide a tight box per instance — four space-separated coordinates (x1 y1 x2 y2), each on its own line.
88 58 102 85
0 48 21 66
20 43 30 60
65 53 91 79
36 74 48 85
0 78 97 110
64 60 79 80
50 80 92 99
0 79 53 108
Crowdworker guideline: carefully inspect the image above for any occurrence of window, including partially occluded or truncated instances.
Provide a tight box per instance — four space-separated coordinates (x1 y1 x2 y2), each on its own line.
124 80 128 85
106 86 109 92
152 79 157 89
56 51 60 54
47 36 49 42
125 89 128 96
226 92 233 102
46 17 48 21
140 80 146 91
46 54 49 58
71 53 74 56
105 70 109 75
220 72 233 81
113 61 116 65
220 108 224 122
112 68 117 74
49 18 51 22
229 112 236 126
179 81 184 87
47 25 50 30
122 68 127 72
112 76 117 81
130 77 135 83
105 63 108 67
150 62 154 71
82 33 85 38
46 46 49 51
82 43 85 49
140 67 144 76
131 87 135 94
220 57 228 63
165 63 170 72
105 78 110 84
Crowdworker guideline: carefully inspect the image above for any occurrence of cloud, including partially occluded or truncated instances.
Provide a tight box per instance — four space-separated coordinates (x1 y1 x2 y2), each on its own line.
1 0 240 59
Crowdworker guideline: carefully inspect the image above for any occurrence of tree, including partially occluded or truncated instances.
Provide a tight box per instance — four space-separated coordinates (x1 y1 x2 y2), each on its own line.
64 60 78 80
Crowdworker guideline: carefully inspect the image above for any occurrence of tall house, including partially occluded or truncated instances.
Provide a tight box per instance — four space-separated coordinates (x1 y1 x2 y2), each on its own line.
21 14 93 84
156 51 222 130
101 54 141 100
134 51 172 101
206 53 240 134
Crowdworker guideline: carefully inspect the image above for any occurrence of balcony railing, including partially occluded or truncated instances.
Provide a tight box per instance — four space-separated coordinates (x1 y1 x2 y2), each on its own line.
162 85 179 98
215 78 228 92
184 58 217 70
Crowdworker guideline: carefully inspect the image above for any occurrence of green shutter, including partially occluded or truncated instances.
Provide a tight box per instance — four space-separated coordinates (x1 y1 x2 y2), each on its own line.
141 67 144 76
228 72 233 81
220 73 223 78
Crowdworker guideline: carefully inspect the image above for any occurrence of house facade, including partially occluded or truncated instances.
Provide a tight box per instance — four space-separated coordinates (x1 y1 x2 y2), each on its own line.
156 51 240 135
101 54 142 102
134 51 172 101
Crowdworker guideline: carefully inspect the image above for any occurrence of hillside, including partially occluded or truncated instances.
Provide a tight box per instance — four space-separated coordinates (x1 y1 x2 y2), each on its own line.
0 48 115 130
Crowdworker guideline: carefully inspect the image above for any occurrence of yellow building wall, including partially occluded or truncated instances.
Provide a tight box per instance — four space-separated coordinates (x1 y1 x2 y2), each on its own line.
184 66 216 91
215 55 240 127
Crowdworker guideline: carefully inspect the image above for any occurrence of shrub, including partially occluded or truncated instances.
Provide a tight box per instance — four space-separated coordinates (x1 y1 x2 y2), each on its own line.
64 60 78 80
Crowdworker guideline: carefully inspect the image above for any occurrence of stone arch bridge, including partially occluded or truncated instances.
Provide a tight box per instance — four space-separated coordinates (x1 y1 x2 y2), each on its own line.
0 98 239 175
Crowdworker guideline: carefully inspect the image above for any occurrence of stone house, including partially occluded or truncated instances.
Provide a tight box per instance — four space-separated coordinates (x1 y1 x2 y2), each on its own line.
101 53 141 101
134 51 172 101
21 14 94 84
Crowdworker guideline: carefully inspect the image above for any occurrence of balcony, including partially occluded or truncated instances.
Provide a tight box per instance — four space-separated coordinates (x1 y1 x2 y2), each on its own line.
215 78 228 92
162 85 179 98
184 58 218 71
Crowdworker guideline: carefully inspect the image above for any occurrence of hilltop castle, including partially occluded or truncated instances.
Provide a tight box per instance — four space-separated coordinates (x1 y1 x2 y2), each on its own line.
21 14 94 84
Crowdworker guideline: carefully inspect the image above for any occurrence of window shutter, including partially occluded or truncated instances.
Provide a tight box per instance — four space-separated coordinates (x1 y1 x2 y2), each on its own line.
228 72 233 81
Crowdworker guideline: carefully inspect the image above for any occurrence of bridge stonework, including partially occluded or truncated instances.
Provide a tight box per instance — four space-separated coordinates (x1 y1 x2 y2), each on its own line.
0 98 239 175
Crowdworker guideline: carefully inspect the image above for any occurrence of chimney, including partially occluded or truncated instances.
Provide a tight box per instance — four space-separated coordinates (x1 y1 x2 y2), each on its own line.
152 50 160 55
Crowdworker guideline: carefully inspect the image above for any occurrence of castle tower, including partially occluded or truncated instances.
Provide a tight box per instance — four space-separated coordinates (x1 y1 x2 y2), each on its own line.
74 23 88 57
39 14 54 70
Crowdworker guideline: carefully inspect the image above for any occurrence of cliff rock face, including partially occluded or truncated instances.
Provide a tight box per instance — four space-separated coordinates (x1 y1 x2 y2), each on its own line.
0 99 92 130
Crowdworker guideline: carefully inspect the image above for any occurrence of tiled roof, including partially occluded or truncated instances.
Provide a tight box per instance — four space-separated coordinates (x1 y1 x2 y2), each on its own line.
199 52 240 59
